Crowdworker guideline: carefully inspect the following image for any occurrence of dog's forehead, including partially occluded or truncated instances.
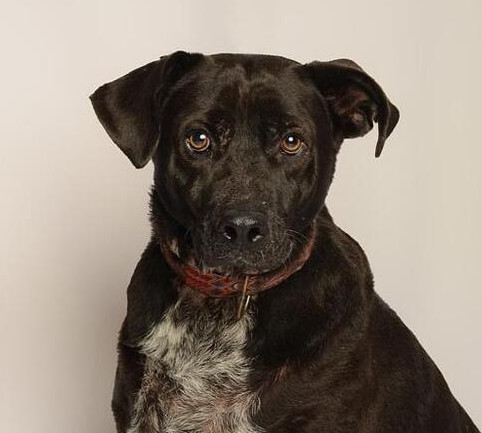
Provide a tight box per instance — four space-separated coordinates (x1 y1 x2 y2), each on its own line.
204 53 302 89
170 54 315 125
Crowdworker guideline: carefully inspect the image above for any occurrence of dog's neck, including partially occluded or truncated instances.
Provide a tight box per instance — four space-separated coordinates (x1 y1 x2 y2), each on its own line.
124 195 372 364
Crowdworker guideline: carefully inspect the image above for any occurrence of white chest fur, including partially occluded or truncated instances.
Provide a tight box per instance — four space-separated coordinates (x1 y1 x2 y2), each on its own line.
127 294 264 433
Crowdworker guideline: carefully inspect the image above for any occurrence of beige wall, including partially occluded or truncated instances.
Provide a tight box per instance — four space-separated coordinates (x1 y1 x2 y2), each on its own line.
1 0 481 431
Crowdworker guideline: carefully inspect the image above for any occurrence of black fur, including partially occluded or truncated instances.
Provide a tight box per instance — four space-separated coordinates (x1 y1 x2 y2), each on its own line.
91 51 479 432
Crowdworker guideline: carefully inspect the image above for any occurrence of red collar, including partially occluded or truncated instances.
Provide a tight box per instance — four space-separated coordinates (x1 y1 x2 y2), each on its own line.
161 224 316 299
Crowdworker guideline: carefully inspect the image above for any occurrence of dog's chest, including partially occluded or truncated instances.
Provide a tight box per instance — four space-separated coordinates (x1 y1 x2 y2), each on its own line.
127 296 263 433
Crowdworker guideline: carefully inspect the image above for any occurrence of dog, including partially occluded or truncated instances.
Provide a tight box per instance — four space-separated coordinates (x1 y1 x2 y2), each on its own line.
90 51 479 433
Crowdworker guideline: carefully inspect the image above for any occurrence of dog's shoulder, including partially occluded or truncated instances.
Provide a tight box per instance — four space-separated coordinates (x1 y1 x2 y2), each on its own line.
363 296 478 432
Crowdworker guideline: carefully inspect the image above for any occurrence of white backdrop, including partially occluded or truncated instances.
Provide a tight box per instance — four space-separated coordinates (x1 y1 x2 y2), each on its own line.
1 1 481 431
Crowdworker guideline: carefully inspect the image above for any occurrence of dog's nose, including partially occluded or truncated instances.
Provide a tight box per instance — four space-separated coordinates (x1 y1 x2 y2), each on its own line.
219 213 267 248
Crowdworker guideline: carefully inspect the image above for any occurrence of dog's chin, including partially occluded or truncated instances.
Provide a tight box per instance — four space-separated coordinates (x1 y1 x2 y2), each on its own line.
201 258 279 276
196 243 294 277
201 262 278 277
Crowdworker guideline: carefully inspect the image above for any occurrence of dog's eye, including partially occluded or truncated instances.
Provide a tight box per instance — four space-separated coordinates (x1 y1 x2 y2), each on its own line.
280 133 303 155
186 130 211 152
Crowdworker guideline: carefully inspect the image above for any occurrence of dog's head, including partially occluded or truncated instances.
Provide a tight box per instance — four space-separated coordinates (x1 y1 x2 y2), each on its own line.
91 51 399 275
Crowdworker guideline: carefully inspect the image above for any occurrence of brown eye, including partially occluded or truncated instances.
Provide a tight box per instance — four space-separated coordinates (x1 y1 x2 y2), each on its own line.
280 133 303 155
186 130 211 152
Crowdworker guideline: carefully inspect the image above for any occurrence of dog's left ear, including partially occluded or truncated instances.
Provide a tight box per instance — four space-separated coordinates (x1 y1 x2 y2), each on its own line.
303 59 400 157
90 51 203 168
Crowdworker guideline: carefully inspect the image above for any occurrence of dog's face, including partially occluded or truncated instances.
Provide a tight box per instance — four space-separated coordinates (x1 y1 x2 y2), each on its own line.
153 55 336 274
91 52 398 275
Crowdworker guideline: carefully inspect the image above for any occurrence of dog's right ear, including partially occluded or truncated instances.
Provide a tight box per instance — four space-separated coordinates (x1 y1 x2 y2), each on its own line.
90 51 203 168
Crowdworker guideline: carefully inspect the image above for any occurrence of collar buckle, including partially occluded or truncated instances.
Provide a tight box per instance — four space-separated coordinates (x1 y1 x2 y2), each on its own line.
236 276 252 320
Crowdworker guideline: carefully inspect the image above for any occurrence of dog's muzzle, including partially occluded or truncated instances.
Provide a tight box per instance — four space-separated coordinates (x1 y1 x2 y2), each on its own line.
197 209 292 274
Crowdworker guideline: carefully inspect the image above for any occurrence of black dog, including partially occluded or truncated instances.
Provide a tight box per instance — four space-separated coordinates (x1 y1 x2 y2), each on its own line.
91 51 479 433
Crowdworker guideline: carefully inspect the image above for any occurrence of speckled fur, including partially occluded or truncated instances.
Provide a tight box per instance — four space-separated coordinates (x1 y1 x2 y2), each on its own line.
126 288 263 433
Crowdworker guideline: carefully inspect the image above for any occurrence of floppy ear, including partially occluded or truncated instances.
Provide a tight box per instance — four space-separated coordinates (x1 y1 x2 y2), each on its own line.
303 59 399 157
90 51 203 168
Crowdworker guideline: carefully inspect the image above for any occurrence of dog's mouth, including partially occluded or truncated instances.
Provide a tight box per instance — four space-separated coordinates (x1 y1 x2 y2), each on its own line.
165 223 315 279
197 243 294 276
191 233 294 276
167 239 292 276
